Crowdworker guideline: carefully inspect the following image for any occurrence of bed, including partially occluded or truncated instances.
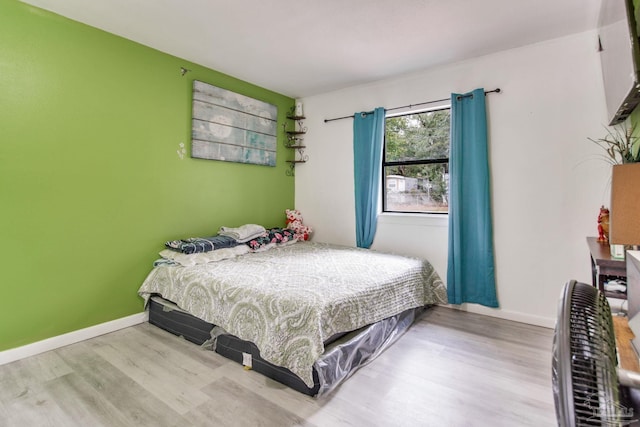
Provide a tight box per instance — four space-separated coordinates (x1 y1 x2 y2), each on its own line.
138 240 447 396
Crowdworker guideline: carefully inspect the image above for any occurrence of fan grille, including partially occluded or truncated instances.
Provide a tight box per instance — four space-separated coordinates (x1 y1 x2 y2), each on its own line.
553 280 622 426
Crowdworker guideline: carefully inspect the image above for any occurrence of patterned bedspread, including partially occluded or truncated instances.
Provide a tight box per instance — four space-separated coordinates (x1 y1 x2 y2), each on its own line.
137 242 447 387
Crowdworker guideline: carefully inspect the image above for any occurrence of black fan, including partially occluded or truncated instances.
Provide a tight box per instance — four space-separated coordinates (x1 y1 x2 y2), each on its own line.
552 280 640 426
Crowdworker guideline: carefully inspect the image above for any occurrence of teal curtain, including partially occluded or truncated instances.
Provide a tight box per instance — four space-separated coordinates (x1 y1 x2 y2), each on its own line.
447 88 498 307
353 107 385 248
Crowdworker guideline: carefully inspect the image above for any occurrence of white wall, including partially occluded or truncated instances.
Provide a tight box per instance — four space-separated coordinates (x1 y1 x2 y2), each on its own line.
295 30 614 328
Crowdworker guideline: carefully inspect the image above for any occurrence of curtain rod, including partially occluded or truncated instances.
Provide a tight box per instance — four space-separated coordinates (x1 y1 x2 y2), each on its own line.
323 88 501 123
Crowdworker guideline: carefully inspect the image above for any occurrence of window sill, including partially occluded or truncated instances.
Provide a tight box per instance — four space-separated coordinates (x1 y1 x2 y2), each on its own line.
378 212 448 227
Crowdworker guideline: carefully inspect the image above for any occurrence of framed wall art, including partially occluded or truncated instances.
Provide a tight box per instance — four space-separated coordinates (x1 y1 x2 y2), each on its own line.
191 80 278 166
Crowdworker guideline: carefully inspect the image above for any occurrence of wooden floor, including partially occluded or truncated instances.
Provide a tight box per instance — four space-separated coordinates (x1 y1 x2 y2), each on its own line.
0 307 555 426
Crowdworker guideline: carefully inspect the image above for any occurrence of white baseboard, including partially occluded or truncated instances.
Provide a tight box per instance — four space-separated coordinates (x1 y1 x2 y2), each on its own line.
0 311 149 366
440 304 555 329
0 305 552 366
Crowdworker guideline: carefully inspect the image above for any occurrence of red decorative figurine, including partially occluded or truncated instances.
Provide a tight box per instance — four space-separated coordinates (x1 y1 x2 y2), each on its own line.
597 205 610 243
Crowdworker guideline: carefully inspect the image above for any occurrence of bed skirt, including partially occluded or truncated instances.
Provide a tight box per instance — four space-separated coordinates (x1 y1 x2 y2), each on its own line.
148 296 425 397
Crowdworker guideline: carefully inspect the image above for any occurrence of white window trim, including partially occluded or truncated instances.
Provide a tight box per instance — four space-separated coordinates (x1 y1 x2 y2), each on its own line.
378 211 449 227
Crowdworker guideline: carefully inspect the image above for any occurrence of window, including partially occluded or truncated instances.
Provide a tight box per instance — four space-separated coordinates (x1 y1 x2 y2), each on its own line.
382 107 451 214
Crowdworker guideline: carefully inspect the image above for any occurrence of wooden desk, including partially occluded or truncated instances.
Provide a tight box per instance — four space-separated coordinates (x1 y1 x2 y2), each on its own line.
614 316 640 373
587 236 627 298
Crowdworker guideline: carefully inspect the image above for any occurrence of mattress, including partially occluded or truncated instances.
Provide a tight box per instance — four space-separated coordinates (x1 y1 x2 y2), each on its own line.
138 241 447 388
148 295 423 397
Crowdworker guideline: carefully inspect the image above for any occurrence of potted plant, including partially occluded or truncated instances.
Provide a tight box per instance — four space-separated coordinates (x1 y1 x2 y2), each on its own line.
589 122 640 165
590 122 640 257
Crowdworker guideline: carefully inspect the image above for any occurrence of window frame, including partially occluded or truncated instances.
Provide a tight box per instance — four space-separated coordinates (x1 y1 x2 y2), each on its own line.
381 106 451 215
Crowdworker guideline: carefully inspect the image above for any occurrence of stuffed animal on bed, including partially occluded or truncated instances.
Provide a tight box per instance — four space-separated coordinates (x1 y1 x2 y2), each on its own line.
286 209 313 241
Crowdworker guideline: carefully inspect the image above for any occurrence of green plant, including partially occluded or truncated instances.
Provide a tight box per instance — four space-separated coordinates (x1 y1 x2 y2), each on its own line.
589 122 640 164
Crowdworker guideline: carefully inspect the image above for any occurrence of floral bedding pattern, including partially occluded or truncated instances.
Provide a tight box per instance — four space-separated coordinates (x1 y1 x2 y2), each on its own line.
245 227 296 251
137 241 447 387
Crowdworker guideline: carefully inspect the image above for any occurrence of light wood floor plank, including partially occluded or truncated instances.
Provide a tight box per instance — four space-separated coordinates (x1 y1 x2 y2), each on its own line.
136 322 226 368
3 383 73 427
56 341 188 426
0 351 72 401
210 362 369 426
44 373 132 427
189 376 315 427
88 328 214 414
0 306 557 426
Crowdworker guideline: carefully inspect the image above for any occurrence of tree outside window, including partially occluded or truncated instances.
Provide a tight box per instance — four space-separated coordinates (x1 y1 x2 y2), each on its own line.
383 108 450 213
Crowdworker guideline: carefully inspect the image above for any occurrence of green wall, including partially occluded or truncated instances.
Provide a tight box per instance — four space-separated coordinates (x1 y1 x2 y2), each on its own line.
0 1 294 351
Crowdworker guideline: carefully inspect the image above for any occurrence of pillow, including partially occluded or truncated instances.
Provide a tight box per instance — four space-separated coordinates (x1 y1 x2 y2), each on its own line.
246 228 297 252
159 245 249 266
218 224 266 243
165 235 239 254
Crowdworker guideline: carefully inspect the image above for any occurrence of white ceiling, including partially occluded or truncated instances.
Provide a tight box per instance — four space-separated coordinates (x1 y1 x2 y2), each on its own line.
21 0 602 98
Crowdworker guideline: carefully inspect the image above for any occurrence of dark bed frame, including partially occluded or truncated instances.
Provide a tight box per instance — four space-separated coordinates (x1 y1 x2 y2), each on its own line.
148 295 424 397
